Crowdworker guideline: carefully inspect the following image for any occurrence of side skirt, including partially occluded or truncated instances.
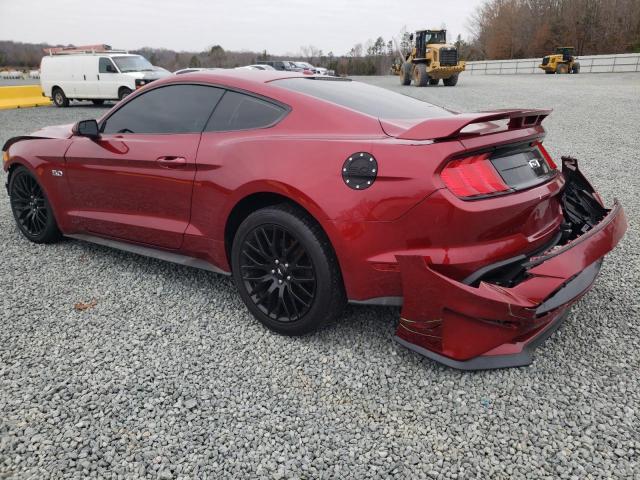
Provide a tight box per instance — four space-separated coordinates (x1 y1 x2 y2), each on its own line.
65 233 230 275
349 296 403 307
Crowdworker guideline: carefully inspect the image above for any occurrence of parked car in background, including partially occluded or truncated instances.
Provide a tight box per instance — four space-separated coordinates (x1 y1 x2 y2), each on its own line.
256 61 300 71
40 47 170 107
293 62 318 74
174 68 221 75
236 64 276 71
0 70 24 79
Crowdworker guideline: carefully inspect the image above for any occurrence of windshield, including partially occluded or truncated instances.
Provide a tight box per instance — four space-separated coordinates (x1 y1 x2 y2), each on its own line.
273 78 450 120
425 31 446 44
112 55 154 72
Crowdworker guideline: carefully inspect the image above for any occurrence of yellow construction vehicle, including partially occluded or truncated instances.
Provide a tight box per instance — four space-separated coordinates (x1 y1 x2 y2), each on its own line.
390 60 402 76
399 29 465 87
539 47 580 74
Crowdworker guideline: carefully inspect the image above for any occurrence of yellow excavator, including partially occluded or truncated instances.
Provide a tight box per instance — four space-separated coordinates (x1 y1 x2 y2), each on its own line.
396 29 465 86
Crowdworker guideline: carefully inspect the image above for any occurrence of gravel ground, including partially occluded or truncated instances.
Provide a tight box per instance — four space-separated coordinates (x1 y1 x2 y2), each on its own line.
1 74 639 479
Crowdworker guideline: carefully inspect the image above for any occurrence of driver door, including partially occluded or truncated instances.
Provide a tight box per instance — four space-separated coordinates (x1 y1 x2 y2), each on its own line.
64 84 224 249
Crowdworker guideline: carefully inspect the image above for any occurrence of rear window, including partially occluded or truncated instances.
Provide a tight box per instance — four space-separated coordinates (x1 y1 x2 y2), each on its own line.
273 78 450 119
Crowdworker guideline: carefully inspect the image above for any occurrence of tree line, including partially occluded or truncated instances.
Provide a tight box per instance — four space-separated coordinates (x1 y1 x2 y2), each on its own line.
469 0 640 59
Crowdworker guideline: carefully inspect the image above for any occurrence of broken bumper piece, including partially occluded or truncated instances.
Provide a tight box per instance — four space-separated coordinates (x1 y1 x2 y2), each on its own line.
395 159 627 370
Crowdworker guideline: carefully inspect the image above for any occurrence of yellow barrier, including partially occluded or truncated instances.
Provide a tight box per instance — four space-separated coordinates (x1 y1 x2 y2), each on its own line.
0 85 52 110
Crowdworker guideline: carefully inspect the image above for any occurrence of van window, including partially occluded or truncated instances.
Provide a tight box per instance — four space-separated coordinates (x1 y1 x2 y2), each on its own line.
205 91 287 131
102 85 224 134
99 58 117 74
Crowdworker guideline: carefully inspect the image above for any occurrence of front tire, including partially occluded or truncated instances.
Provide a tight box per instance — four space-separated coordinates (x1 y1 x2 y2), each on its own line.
556 64 569 74
428 78 439 85
118 88 132 101
400 62 412 86
231 204 345 336
414 63 429 87
52 88 69 108
9 167 61 243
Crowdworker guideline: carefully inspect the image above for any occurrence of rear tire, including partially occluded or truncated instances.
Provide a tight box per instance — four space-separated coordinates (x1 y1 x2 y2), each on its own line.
52 88 69 108
414 63 429 87
545 70 555 74
400 63 412 86
9 167 62 244
428 78 439 85
91 99 105 105
231 204 346 336
443 74 459 86
571 63 580 74
118 88 132 101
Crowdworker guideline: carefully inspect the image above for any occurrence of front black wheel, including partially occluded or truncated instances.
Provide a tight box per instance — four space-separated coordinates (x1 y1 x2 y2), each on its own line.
9 168 61 243
231 204 345 335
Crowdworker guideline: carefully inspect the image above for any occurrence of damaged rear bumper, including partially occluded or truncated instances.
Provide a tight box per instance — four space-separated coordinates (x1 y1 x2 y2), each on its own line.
395 158 627 370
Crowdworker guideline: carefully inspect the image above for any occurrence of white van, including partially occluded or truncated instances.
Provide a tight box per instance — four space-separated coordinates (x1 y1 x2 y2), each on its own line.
40 52 170 107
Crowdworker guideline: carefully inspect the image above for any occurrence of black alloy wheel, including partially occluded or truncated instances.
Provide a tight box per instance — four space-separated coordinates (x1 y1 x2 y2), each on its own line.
240 224 317 323
9 168 61 243
231 204 346 335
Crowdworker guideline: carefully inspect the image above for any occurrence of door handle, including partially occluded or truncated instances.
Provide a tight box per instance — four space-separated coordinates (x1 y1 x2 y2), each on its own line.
156 156 187 168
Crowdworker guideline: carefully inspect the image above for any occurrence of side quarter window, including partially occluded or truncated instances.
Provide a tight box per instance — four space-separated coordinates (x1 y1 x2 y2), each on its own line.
102 84 224 134
205 91 287 132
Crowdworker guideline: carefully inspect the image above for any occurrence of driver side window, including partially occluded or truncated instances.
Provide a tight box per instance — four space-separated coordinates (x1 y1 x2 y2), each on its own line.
99 58 117 74
102 85 224 134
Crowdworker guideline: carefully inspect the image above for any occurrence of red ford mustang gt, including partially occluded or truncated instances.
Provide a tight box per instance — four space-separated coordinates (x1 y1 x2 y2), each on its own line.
2 70 627 369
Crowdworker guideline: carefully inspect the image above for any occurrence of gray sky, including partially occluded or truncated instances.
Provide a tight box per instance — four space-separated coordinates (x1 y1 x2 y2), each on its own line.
0 0 482 55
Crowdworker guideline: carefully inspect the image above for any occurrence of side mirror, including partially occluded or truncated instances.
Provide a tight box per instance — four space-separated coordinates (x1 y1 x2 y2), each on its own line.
73 119 100 139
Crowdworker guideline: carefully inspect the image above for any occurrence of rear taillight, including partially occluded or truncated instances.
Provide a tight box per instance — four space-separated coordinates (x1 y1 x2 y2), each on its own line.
534 141 557 169
440 153 510 198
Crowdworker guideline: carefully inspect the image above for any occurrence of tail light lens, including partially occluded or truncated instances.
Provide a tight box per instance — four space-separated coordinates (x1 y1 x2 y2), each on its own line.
440 153 510 198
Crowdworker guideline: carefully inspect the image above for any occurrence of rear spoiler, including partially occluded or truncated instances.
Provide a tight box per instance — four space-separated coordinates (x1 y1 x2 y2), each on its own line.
397 108 552 141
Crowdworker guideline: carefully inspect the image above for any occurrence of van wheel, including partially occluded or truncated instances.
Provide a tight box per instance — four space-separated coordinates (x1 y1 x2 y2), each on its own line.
91 99 105 105
52 88 69 108
118 88 132 101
